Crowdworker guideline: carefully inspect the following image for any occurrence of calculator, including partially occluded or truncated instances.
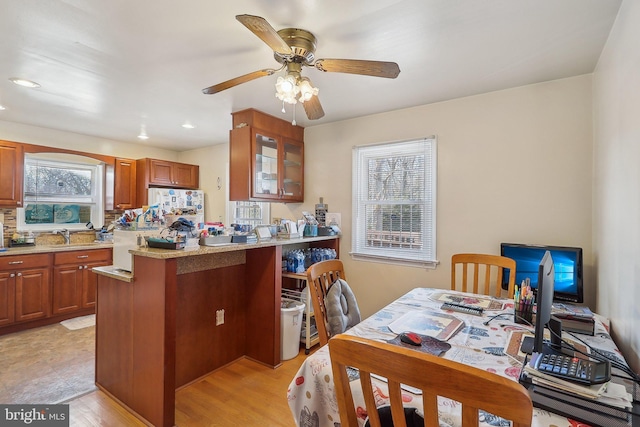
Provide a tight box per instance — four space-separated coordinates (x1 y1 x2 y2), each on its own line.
532 351 611 385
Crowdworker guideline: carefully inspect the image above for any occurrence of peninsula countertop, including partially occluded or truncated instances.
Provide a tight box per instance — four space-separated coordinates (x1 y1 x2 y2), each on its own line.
92 234 340 282
127 235 340 259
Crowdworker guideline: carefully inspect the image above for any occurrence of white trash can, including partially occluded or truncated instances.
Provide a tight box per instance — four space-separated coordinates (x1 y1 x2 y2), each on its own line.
281 299 305 361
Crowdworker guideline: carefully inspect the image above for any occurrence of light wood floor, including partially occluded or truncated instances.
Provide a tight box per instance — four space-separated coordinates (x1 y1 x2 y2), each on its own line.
68 349 314 427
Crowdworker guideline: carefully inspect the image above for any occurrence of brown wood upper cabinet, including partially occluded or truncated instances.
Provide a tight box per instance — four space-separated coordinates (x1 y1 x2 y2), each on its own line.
114 158 137 210
0 140 24 208
229 109 304 202
136 158 199 205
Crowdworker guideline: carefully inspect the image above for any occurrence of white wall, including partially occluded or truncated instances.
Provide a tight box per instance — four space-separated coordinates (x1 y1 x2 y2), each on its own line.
273 75 594 320
592 0 640 372
0 120 178 160
177 144 229 223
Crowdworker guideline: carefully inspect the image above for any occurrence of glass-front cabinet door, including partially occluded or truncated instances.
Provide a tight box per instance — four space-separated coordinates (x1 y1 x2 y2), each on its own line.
252 131 304 202
280 139 303 201
253 132 281 200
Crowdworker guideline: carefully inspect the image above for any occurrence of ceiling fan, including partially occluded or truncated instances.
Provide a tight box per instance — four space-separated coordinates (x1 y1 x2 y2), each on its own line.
202 15 401 121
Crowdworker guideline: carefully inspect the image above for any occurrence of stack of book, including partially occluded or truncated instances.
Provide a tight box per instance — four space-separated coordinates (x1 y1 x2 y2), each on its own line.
551 303 595 335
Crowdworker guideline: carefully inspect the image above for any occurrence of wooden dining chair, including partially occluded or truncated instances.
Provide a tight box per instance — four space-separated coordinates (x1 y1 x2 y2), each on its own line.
329 334 533 427
451 253 517 299
305 259 348 346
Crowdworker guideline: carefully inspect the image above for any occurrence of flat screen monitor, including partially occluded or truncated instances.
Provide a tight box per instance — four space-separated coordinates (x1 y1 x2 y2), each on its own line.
533 251 555 354
500 243 583 303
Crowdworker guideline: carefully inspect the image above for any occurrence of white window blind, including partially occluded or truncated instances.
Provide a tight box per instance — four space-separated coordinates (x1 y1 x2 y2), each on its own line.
351 137 437 267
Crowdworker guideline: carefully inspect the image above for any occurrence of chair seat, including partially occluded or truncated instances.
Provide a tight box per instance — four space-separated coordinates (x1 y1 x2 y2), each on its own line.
306 259 359 346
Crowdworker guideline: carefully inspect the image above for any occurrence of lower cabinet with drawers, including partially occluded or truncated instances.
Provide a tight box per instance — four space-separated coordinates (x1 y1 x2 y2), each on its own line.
0 253 50 326
52 249 112 314
0 247 112 335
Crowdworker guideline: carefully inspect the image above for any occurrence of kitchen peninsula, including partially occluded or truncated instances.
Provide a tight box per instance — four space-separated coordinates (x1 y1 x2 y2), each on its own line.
93 235 339 427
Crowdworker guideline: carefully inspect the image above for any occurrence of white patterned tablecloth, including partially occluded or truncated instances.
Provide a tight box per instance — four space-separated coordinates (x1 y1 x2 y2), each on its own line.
286 287 628 427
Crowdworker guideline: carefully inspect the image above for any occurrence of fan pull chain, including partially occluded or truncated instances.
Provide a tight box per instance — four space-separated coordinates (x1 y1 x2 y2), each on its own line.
292 105 296 126
281 100 286 113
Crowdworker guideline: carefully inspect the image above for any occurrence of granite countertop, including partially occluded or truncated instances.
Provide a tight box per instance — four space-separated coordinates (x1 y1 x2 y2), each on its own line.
92 265 134 282
128 235 339 260
89 235 338 282
0 242 114 256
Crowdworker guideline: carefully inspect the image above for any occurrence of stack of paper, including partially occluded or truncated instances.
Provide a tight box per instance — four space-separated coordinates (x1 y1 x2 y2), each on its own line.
596 382 634 409
523 353 607 399
523 365 607 399
524 366 633 409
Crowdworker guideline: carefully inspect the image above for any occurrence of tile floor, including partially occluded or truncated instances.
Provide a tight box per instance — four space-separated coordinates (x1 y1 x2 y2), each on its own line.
0 322 96 404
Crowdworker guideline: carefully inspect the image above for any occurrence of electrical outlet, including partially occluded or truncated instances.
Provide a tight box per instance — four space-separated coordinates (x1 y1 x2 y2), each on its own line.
215 309 225 326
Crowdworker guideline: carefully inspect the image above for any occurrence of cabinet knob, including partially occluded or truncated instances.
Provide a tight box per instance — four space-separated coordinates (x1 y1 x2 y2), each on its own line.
10 273 15 278
79 266 83 270
17 201 22 206
17 272 22 277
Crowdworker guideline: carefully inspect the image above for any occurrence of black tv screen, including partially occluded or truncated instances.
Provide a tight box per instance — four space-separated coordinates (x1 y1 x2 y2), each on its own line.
500 243 583 303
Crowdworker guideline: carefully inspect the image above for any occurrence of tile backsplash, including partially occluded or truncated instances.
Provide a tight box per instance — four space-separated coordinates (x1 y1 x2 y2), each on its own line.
1 208 119 248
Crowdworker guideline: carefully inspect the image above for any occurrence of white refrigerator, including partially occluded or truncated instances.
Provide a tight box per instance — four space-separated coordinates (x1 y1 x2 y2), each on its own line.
148 188 205 225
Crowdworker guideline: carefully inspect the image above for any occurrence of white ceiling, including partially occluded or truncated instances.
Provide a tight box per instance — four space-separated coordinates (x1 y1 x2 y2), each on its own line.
0 0 622 152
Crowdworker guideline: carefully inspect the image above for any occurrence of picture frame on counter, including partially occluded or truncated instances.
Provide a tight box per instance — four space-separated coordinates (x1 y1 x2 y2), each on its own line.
255 225 272 241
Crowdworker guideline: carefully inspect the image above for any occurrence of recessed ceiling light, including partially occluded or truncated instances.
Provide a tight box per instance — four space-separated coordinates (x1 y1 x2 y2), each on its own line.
0 105 6 110
182 123 195 129
9 77 41 88
137 124 149 140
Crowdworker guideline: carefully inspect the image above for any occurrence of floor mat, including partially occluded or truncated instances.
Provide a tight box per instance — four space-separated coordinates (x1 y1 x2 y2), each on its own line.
60 314 96 330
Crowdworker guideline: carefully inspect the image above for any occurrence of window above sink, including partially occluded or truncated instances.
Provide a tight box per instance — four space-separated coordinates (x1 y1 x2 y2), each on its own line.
17 152 104 232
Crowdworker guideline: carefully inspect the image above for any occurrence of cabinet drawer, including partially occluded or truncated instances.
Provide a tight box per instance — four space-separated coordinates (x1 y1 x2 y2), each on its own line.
0 254 50 270
54 248 112 265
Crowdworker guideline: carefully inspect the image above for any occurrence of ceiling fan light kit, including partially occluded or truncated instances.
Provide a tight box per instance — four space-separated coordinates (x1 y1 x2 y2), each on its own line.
202 14 400 121
298 78 318 102
275 75 300 104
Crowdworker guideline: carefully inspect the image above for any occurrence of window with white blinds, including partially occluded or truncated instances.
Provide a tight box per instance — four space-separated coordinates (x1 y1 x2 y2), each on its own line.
351 137 437 267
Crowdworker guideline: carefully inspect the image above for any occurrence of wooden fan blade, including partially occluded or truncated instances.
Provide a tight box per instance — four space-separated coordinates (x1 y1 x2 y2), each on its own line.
302 94 325 120
236 14 292 56
202 69 275 95
314 59 400 78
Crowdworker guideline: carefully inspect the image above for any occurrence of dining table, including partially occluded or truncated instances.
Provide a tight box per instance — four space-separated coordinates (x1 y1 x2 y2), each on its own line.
287 287 635 427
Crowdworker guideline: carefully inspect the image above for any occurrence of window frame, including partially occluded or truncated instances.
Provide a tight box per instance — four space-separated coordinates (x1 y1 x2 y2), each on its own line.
351 137 437 268
18 153 105 232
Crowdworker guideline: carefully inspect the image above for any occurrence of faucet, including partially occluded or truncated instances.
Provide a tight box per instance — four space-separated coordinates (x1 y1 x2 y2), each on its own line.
54 229 70 245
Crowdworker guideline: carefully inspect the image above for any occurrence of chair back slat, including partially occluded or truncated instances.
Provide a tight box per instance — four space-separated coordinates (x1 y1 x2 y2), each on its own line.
451 253 517 298
329 335 533 427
